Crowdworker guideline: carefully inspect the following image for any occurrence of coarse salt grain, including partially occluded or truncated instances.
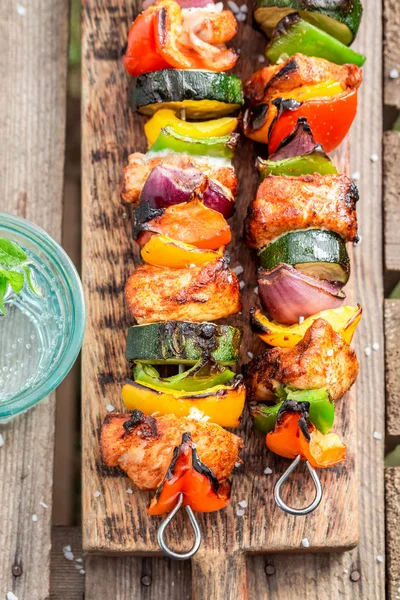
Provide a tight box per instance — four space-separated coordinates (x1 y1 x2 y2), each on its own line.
240 3 248 11
75 564 83 570
80 569 86 575
227 0 239 13
372 343 380 351
63 545 72 553
258 55 266 63
0 433 4 447
377 555 384 563
94 490 101 498
76 558 83 563
236 12 246 21
235 462 241 468
105 404 115 412
238 500 248 508
364 346 372 357
39 501 48 509
352 171 361 181
326 349 334 357
64 551 74 561
126 488 133 494
370 153 379 162
298 316 305 324
264 467 273 475
254 286 259 295
301 538 310 548
32 514 38 522
247 351 254 359
373 431 383 440
389 68 399 79
16 5 26 16
7 593 18 600
239 281 245 290
189 263 196 268
233 265 244 275
236 508 245 517
343 569 349 574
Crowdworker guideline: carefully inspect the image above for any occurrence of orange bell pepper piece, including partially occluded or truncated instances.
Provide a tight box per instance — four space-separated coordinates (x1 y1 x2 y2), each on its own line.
147 432 231 515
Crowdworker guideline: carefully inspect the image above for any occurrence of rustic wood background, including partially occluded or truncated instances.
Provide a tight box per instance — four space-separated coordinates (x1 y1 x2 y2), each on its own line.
1 0 398 598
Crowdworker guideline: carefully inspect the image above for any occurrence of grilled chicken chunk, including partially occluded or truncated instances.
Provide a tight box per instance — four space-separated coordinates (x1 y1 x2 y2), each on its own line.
125 257 241 323
244 319 359 403
244 53 362 107
245 174 358 249
122 152 238 204
101 410 243 490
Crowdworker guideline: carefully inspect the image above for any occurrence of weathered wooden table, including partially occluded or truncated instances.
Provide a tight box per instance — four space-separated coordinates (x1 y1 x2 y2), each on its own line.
0 0 398 598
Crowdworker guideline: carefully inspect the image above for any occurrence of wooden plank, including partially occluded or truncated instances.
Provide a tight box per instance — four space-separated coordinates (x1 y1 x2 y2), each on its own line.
386 468 400 600
50 527 85 600
383 0 400 108
81 1 383 599
385 299 400 437
0 1 69 599
384 131 400 273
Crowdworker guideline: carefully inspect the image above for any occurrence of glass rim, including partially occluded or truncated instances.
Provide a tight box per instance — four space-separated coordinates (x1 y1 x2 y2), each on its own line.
0 212 86 417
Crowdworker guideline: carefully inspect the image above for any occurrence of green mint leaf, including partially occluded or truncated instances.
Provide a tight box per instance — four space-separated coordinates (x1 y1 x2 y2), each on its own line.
0 237 27 268
0 268 24 294
23 266 39 295
0 276 8 316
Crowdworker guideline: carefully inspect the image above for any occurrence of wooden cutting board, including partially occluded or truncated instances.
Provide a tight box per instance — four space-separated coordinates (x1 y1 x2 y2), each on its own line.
81 1 358 597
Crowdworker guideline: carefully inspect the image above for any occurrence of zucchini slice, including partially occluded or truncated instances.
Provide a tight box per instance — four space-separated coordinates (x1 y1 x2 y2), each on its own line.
253 0 363 45
131 70 244 119
126 321 242 365
258 229 350 284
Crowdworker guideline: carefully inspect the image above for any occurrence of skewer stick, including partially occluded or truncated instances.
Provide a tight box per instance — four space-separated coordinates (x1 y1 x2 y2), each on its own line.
157 492 202 560
179 106 187 121
274 455 322 516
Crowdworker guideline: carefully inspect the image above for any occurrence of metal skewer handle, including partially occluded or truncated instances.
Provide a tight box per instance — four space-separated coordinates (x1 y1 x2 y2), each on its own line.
274 455 323 516
157 493 202 560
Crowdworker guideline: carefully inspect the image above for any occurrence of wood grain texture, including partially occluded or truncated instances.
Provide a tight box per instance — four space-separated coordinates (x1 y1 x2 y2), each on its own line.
50 527 85 600
386 467 400 600
383 0 400 108
0 1 69 599
81 0 384 598
385 299 400 437
384 131 400 273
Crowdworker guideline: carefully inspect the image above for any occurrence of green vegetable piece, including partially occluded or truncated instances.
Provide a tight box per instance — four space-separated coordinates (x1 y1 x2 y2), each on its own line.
149 126 238 159
257 153 338 178
0 237 39 316
266 14 366 66
133 360 235 393
250 386 334 434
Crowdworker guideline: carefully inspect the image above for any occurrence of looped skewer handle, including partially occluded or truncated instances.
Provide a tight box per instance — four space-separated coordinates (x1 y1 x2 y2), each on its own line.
274 455 323 516
157 492 202 560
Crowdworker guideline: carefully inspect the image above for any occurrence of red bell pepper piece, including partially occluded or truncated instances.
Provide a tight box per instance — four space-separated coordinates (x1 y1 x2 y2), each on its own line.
147 432 231 515
123 8 170 76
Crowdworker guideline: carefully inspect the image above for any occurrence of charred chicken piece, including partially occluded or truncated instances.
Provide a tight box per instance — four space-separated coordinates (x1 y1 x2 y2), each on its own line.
121 152 238 204
101 410 243 491
244 318 359 403
245 173 358 249
125 257 241 323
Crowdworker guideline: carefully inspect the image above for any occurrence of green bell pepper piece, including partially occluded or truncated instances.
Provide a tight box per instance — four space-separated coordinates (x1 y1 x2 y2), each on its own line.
266 15 366 67
250 387 335 434
133 360 236 393
149 126 238 159
257 152 338 178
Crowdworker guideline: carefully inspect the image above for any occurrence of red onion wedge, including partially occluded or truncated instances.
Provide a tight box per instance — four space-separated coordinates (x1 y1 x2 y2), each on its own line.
268 118 326 161
139 165 235 218
258 264 345 325
142 0 214 8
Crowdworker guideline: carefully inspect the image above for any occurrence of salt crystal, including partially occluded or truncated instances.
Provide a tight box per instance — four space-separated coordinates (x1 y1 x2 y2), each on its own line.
233 265 244 275
189 263 196 268
372 343 380 351
239 281 245 290
247 351 254 359
326 349 334 357
16 5 26 16
105 404 115 412
7 593 18 600
373 431 383 440
343 569 349 574
264 467 273 475
235 462 241 468
364 347 372 357
80 569 86 575
240 4 248 12
258 55 266 63
352 171 361 181
76 558 83 563
32 514 38 522
389 68 399 79
301 538 310 548
64 551 74 561
238 500 248 508
377 555 384 563
126 488 133 495
94 490 101 498
370 153 379 162
39 501 48 509
236 508 245 517
298 316 305 324
254 286 259 295
236 12 246 22
227 0 239 13
0 434 4 447
75 564 83 569
63 545 72 553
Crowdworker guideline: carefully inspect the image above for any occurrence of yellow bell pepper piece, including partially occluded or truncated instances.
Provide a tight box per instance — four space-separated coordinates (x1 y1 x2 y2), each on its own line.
251 304 362 348
141 234 222 268
121 380 246 428
144 109 238 147
278 80 344 102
